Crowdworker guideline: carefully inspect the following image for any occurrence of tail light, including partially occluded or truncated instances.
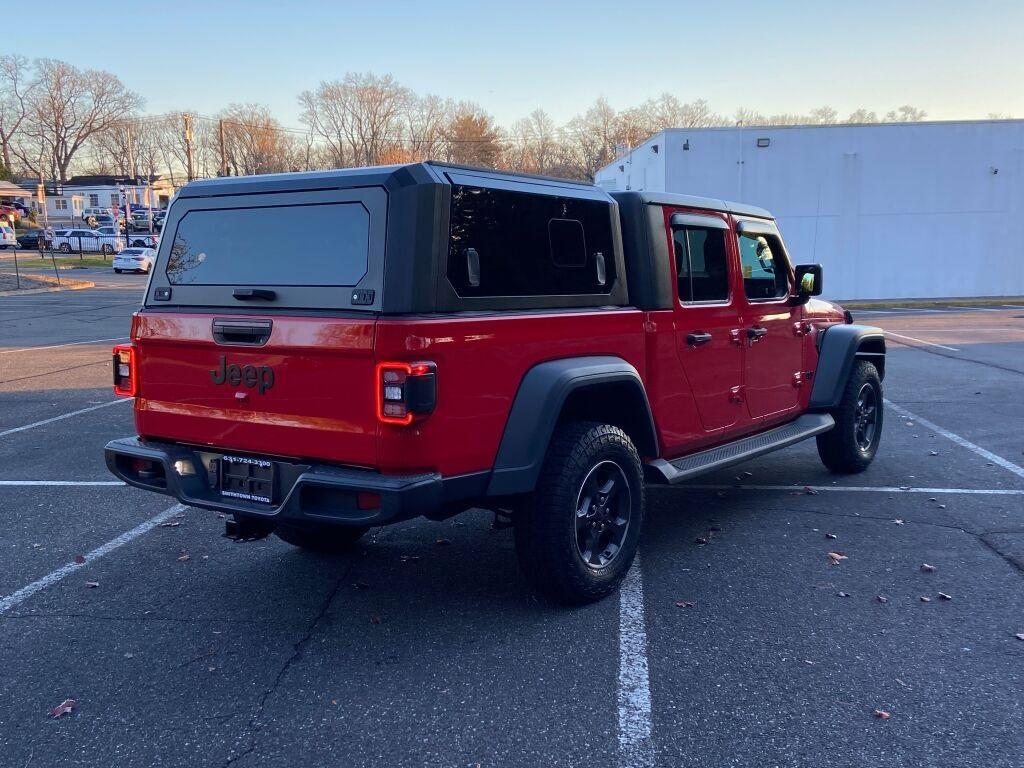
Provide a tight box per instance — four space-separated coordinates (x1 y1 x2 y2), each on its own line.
375 361 436 426
112 344 137 397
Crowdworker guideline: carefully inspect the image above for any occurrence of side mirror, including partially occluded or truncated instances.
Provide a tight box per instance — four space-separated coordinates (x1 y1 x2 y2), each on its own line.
793 264 823 299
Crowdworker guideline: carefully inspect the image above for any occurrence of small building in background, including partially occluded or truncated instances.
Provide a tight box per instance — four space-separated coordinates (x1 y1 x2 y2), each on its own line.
595 120 1024 300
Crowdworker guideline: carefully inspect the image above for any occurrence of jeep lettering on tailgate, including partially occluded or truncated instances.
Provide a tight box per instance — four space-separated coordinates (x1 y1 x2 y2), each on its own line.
210 355 275 394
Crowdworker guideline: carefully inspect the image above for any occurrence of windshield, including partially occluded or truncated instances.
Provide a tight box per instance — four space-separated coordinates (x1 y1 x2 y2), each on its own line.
165 202 369 287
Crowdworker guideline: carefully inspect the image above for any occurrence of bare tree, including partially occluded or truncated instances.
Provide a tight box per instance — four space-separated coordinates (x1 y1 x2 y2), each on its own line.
218 103 295 175
885 105 928 122
18 59 142 183
562 97 619 181
443 103 502 168
299 72 411 167
845 109 879 124
0 54 33 176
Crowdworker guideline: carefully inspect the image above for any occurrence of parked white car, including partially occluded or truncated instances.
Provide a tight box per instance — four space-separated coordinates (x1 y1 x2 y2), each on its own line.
113 247 156 273
0 225 16 249
51 228 125 254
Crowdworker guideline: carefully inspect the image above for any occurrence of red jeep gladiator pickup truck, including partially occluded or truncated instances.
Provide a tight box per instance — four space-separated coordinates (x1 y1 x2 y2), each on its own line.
105 162 885 604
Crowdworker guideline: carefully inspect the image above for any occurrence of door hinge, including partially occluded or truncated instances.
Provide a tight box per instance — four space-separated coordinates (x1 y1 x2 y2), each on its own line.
792 372 804 388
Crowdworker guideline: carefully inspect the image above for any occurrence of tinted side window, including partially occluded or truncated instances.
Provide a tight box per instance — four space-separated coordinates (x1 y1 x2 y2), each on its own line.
674 227 730 303
738 232 789 300
447 185 615 297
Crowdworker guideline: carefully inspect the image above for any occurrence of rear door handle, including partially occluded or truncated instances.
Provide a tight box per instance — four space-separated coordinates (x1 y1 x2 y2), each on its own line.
686 331 713 346
746 326 768 341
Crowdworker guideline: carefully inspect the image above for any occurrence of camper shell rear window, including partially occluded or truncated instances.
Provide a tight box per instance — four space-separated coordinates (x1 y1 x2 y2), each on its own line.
145 186 386 312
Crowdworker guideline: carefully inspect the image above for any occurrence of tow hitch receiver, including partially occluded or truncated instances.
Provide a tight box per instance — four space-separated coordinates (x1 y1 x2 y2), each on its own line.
224 516 276 542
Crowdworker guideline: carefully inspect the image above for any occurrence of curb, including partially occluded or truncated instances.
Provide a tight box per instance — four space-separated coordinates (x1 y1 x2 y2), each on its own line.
841 296 1024 310
0 276 95 297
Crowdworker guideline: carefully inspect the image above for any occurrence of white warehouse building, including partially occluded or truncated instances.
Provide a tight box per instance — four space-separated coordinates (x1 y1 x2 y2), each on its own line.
595 120 1024 300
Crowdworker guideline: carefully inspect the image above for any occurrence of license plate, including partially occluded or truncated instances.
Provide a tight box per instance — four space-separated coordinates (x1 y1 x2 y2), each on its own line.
219 454 276 505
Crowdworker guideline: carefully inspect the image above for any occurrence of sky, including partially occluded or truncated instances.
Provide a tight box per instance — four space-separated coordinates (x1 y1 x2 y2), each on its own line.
11 0 1024 128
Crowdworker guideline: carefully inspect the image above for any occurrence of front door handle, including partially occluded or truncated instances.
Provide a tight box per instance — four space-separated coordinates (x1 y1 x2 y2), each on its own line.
686 331 713 346
746 326 768 342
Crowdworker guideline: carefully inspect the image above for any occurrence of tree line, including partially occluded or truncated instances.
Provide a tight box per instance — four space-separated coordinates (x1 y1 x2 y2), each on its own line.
0 56 956 186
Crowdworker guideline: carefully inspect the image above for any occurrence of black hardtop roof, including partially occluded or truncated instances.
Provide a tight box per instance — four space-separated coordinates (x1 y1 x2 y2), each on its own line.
612 190 774 220
177 161 604 199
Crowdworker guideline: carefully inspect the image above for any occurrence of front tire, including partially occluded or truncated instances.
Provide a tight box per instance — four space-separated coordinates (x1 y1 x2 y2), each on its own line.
816 360 883 473
114 268 122 273
514 422 645 605
275 523 369 553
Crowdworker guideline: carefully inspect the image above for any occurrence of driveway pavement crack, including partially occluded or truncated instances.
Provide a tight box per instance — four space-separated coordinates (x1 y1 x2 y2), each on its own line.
221 562 354 767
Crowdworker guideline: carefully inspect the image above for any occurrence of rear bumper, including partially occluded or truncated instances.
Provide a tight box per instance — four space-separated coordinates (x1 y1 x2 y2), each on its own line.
104 436 447 526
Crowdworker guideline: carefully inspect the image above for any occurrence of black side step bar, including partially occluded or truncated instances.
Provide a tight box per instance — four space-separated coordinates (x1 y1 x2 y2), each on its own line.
646 413 835 484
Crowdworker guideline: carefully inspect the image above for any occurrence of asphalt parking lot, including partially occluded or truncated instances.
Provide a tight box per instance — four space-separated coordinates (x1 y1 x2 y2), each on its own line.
1 274 1022 768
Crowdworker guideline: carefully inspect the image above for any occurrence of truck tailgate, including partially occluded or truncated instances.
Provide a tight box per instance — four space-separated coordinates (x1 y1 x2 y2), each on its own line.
132 312 378 467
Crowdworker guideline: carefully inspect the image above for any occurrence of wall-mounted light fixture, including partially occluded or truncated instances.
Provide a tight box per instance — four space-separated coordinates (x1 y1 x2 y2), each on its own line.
756 138 770 148
683 140 690 150
651 144 659 154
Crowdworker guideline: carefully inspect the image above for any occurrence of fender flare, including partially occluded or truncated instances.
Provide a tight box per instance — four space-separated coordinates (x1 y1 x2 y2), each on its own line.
486 356 658 496
809 324 886 410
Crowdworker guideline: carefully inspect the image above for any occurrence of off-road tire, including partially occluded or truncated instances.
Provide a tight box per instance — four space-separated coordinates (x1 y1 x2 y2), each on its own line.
514 421 645 605
275 523 369 553
816 360 883 473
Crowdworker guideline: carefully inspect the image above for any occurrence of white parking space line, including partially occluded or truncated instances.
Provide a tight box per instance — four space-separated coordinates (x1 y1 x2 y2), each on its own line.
0 503 186 614
0 398 131 438
886 400 1024 479
688 484 1024 495
0 480 125 486
618 553 654 768
0 336 127 355
884 332 960 352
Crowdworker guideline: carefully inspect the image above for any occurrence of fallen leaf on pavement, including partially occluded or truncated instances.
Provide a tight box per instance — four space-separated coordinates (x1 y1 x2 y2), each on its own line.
370 615 382 625
838 591 850 598
73 555 86 565
177 552 190 562
674 600 695 608
84 581 99 589
827 552 848 565
929 450 939 456
159 518 183 528
873 709 891 720
804 486 819 495
435 538 451 546
920 596 931 603
876 596 888 603
694 537 709 545
825 533 838 540
921 563 937 573
938 592 953 600
50 699 76 718
1015 633 1024 641
893 519 904 525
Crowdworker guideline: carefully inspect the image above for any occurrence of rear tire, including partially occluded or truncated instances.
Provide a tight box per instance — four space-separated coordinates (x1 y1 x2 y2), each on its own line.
514 422 645 605
275 523 369 553
816 360 883 473
114 268 122 273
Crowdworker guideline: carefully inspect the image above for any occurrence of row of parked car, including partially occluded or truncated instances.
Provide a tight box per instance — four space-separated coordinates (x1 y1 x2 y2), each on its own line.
1 224 155 273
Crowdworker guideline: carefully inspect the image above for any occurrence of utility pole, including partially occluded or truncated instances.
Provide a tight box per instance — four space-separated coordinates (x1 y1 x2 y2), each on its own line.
183 113 195 182
126 122 137 181
218 119 227 177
